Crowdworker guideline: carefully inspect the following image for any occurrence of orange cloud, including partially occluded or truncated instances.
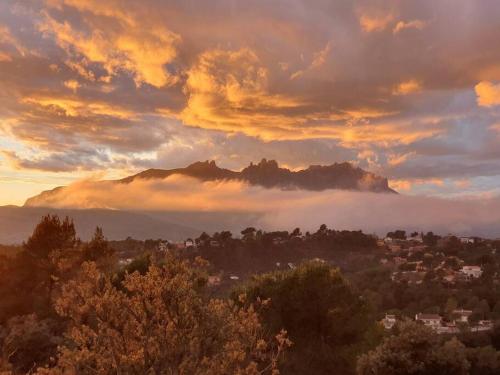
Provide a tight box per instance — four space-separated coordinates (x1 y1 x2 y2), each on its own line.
40 7 180 87
393 20 426 34
390 177 444 192
392 79 422 95
177 47 440 144
387 152 416 166
290 41 333 80
475 81 500 107
0 51 11 62
21 95 135 119
359 13 394 32
180 48 306 139
64 79 81 92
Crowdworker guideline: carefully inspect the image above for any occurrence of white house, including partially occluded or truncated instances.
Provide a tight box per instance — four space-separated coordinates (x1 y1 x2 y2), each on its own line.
460 265 483 278
452 309 473 323
158 241 169 252
382 314 397 330
460 237 475 244
410 234 424 243
436 323 460 335
471 320 493 332
415 313 442 329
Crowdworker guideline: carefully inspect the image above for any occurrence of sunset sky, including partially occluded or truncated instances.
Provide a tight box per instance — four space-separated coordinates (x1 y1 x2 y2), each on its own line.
1 0 500 206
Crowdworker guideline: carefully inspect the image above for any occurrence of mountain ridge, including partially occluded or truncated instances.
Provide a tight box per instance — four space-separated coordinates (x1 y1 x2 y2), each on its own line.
24 159 396 208
118 159 397 193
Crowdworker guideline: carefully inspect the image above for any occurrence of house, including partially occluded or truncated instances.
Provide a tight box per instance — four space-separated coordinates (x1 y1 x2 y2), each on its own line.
118 258 133 266
207 275 221 287
382 314 397 330
437 323 460 335
388 244 402 252
158 241 169 252
184 238 195 248
460 265 483 278
460 237 475 244
478 320 493 328
415 313 442 328
443 273 457 284
410 234 424 243
175 242 186 250
471 320 493 332
452 309 473 323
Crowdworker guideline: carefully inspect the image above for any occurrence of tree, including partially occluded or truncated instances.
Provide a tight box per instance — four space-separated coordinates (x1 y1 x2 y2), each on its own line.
81 227 114 264
37 255 290 374
386 230 406 240
423 232 440 246
24 215 77 259
444 297 458 319
466 346 500 375
357 321 470 374
0 314 62 374
236 261 374 375
195 232 210 247
241 227 257 241
0 216 80 319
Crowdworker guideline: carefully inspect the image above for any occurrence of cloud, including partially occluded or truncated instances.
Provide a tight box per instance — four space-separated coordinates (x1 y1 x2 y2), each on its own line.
359 12 394 33
475 81 500 107
393 19 426 34
63 79 80 92
290 40 333 79
392 79 422 95
24 174 500 237
41 1 181 87
1 0 500 200
180 48 307 140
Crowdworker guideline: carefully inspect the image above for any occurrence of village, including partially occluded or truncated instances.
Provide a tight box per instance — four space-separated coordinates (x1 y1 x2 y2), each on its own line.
378 232 499 335
111 226 500 340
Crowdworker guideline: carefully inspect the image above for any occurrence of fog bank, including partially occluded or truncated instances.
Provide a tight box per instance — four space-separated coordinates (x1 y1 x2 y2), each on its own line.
25 175 500 237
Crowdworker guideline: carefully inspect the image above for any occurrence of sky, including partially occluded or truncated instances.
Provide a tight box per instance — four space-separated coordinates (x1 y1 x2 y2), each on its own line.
1 0 500 206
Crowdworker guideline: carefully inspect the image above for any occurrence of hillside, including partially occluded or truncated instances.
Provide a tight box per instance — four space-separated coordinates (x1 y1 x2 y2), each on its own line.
0 206 198 244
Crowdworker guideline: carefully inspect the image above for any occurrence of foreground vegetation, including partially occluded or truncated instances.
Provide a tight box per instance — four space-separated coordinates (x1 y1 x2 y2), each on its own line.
1 216 500 374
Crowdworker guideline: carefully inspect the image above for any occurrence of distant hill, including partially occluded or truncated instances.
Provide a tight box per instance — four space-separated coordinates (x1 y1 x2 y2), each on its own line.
119 159 397 193
0 206 194 244
0 206 262 244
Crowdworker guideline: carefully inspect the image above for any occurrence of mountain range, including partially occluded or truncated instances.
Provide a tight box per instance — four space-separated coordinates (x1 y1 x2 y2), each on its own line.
119 159 395 192
24 159 396 208
24 159 395 208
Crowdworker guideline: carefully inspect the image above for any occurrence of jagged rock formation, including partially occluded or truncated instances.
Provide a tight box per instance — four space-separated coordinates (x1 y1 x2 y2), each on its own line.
118 159 397 193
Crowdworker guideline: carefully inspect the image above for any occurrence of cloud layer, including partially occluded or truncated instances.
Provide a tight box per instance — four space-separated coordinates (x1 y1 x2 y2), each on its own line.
25 175 500 237
1 0 500 201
